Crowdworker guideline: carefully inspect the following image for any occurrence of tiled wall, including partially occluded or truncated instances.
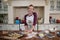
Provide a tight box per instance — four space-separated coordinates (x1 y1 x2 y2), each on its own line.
0 24 60 31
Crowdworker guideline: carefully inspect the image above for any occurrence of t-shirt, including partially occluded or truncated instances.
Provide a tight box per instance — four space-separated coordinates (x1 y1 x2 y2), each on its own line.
15 20 20 24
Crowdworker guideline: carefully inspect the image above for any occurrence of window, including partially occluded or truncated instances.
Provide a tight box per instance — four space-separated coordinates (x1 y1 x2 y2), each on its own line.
50 0 54 11
56 0 60 11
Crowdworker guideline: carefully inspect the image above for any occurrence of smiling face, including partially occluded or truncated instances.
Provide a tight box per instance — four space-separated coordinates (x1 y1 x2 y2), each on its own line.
28 5 34 16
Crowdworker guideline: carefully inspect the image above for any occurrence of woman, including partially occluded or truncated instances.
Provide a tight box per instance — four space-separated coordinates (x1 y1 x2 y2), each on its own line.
24 4 37 33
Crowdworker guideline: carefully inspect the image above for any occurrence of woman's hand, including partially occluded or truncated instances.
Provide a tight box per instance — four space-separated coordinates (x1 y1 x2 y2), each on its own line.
28 30 33 33
28 25 34 33
24 25 34 33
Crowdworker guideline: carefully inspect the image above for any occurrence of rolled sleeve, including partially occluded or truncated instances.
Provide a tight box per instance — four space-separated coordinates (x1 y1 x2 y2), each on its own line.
33 13 37 26
24 15 28 26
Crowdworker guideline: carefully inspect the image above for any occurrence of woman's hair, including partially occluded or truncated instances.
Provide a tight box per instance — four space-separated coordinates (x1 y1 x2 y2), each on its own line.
29 4 34 7
28 4 34 10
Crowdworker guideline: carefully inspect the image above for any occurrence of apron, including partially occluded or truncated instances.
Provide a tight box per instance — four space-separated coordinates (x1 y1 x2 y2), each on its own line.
26 15 34 30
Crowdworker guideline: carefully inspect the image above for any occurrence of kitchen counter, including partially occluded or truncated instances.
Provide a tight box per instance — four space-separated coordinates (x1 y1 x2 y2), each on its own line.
0 31 60 40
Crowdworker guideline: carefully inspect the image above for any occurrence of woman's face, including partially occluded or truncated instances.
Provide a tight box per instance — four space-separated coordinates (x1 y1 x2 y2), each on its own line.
28 6 34 15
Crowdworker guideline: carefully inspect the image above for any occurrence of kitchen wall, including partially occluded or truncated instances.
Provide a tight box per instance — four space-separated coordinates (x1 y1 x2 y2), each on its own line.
8 0 50 24
14 7 44 19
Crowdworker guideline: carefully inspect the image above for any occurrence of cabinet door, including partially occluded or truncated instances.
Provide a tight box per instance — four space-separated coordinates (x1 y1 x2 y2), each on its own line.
0 0 2 10
7 25 19 30
56 0 60 11
0 25 2 30
50 0 55 11
50 0 60 11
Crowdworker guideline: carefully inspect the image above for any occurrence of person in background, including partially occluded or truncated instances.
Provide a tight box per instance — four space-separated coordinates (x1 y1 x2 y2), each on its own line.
24 4 37 33
15 17 21 24
49 16 56 24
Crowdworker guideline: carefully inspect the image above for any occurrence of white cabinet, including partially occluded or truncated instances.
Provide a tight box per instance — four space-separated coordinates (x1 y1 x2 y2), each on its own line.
0 0 8 14
0 24 60 31
1 24 19 30
50 0 54 11
50 0 60 11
